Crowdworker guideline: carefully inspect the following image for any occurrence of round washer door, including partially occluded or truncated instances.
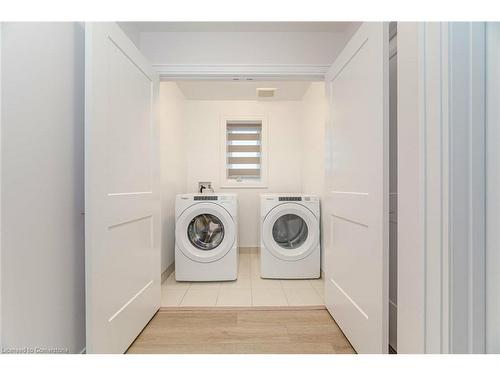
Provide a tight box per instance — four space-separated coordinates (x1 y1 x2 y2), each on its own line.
176 202 235 263
262 203 319 261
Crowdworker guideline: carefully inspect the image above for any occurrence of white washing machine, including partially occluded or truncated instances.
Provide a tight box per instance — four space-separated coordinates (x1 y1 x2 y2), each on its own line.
260 194 320 279
175 193 238 281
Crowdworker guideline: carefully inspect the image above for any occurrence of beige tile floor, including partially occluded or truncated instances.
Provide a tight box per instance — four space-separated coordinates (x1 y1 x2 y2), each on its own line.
161 252 324 307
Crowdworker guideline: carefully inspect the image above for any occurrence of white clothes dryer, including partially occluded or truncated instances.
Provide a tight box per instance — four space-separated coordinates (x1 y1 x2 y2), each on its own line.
260 194 320 279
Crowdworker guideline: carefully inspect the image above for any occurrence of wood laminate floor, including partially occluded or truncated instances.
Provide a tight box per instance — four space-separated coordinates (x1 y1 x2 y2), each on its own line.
127 309 355 354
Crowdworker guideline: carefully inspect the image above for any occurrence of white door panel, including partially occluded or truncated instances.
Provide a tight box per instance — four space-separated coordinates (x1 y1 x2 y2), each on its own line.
324 22 389 354
85 22 160 354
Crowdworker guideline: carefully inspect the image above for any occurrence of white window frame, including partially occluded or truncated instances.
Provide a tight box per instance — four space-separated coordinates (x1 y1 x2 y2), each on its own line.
219 115 268 189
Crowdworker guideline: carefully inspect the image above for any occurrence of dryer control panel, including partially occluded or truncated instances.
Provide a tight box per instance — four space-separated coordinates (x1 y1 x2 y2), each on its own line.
277 196 319 202
278 196 302 201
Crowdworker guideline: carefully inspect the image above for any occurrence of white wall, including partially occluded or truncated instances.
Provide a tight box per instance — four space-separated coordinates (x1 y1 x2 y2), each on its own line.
486 22 500 354
397 22 426 353
447 22 486 354
139 32 349 66
159 82 187 272
300 82 327 269
0 23 3 348
397 22 487 354
0 23 85 353
183 100 303 248
0 22 3 348
117 22 141 48
397 22 451 354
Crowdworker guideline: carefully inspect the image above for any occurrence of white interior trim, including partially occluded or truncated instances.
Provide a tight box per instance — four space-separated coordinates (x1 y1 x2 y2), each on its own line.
422 21 450 355
397 22 426 354
398 22 486 354
448 22 486 354
0 22 3 350
155 64 329 81
485 22 500 354
397 22 452 354
388 28 398 352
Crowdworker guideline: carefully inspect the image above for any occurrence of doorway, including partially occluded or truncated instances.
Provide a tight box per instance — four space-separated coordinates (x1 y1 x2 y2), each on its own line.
83 21 396 354
157 80 327 309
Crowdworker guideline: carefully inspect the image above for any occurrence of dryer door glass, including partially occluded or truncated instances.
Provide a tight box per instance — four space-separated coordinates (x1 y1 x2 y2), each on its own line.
272 214 308 250
187 214 225 250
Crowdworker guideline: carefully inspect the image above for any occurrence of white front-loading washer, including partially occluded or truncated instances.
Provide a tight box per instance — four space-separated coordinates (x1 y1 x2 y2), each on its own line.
175 193 238 281
260 194 320 279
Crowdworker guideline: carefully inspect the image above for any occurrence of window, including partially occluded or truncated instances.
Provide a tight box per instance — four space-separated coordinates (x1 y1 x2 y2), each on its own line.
226 121 261 181
220 117 267 188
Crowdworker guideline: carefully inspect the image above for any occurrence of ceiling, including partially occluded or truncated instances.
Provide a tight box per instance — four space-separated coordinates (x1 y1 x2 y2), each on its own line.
174 81 315 101
125 22 355 33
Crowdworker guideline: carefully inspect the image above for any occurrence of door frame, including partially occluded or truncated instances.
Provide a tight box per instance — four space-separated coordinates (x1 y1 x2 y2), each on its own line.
486 22 500 354
485 22 500 354
155 64 329 81
397 22 486 354
0 22 3 350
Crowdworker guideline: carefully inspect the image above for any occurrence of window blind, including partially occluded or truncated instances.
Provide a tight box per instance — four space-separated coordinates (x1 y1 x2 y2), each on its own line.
226 121 262 180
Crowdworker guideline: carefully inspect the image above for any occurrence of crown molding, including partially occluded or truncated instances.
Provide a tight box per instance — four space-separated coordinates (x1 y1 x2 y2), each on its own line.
154 64 329 81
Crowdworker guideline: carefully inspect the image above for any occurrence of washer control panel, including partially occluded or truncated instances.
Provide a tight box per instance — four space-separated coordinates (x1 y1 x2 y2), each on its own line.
194 196 218 201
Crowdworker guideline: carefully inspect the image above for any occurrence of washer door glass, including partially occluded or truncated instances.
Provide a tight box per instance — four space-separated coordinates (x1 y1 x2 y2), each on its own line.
272 214 309 250
187 214 225 250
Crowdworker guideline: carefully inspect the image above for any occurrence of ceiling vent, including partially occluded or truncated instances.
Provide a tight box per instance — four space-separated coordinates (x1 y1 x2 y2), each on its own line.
256 88 277 99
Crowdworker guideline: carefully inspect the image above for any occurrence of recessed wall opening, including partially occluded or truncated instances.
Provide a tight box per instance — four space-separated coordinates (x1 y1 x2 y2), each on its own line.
158 79 328 309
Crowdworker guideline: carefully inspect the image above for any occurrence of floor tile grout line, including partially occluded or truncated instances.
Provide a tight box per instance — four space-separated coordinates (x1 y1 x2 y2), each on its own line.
282 285 291 306
214 286 221 307
177 287 189 307
312 286 324 295
166 253 325 308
